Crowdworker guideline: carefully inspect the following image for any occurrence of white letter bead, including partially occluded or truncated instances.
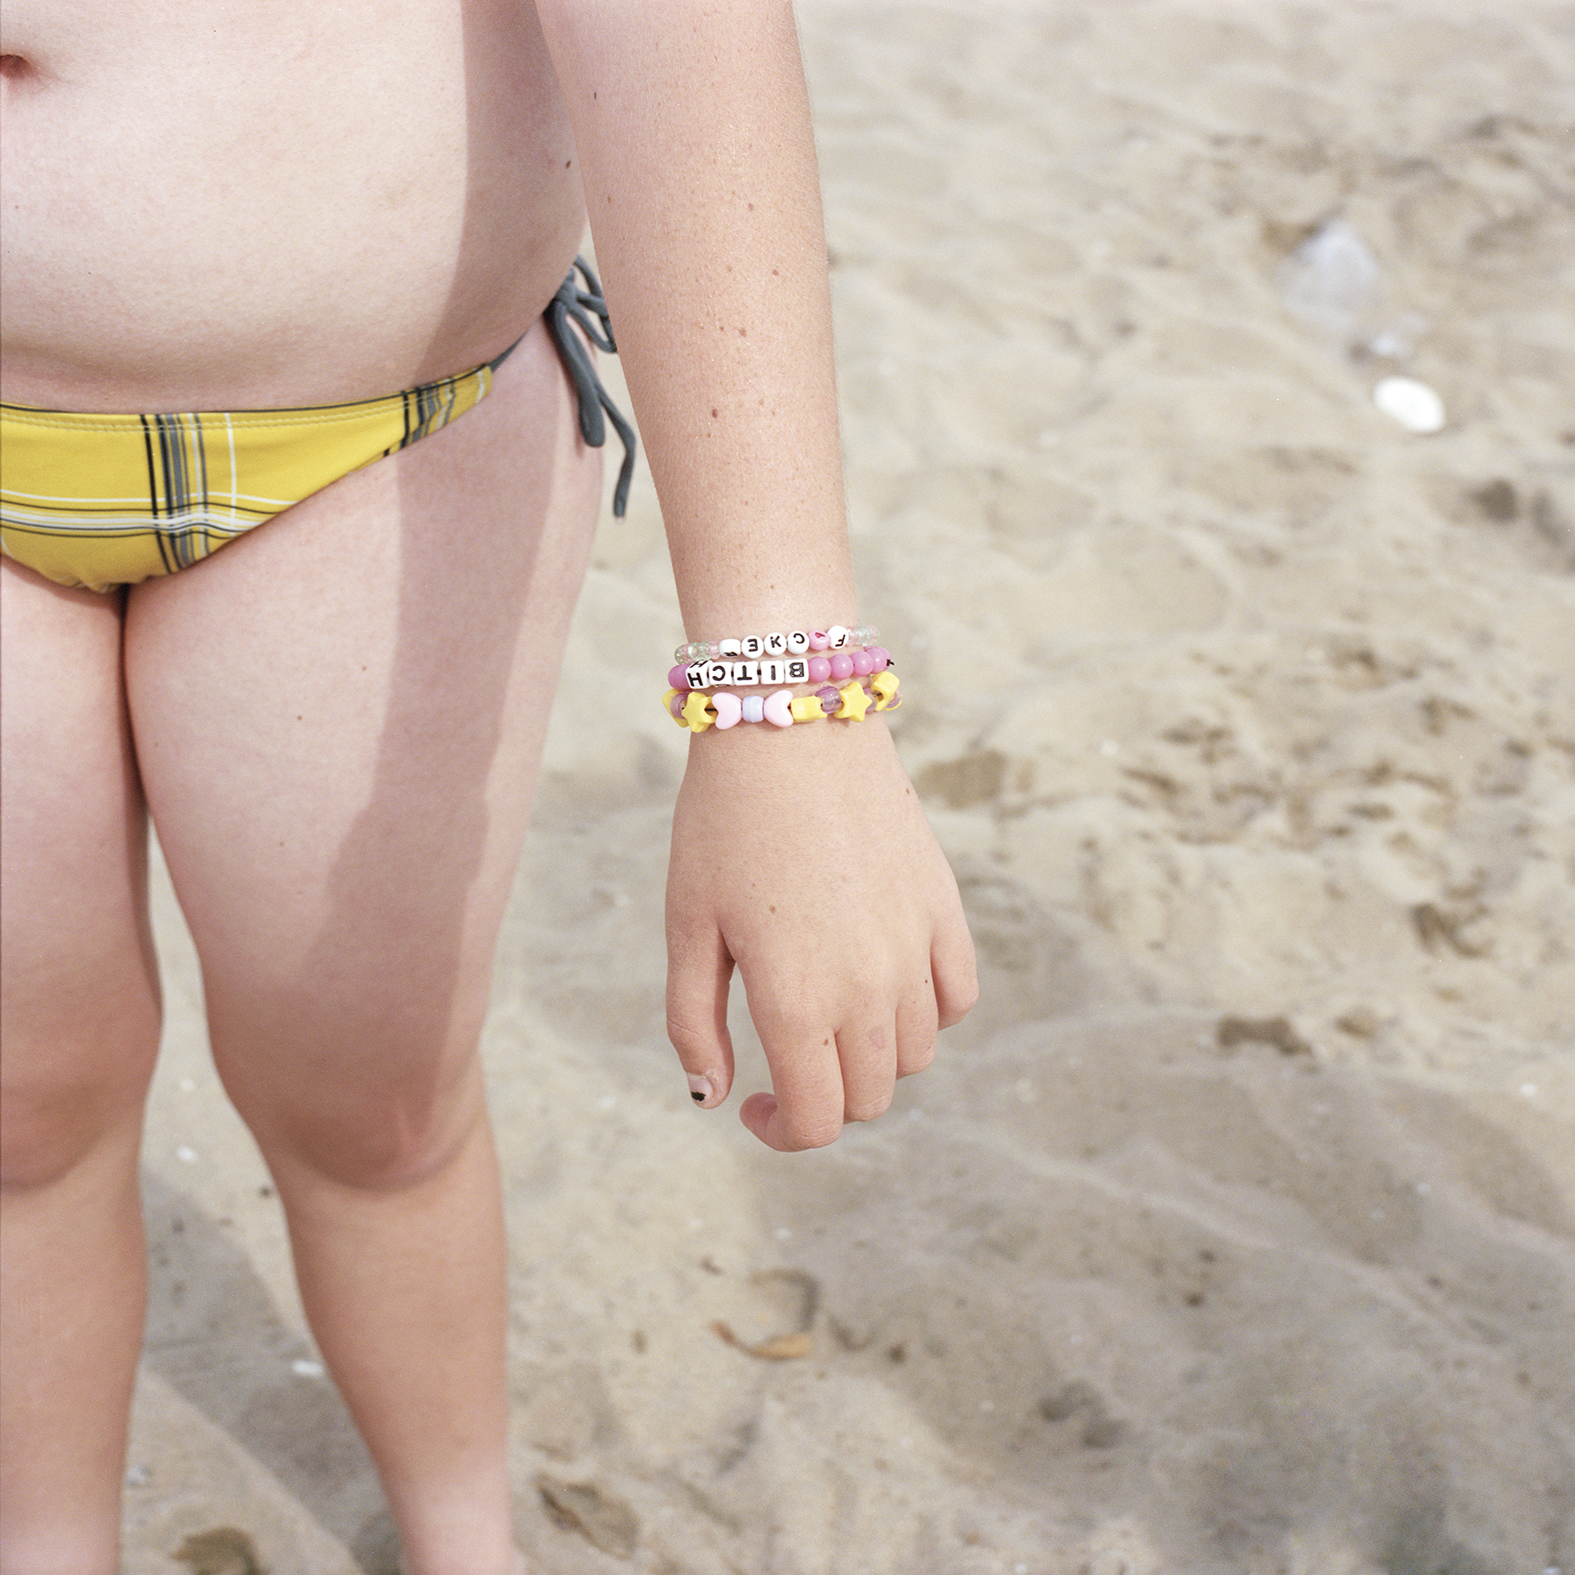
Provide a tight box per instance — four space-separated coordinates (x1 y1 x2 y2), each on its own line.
742 694 765 723
685 663 706 690
707 661 729 686
786 658 809 682
731 661 760 686
765 632 787 656
757 659 780 685
787 630 810 654
742 635 762 658
719 638 742 658
827 624 849 649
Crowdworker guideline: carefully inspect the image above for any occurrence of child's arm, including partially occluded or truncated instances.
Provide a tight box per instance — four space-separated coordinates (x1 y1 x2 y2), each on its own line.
536 0 977 1148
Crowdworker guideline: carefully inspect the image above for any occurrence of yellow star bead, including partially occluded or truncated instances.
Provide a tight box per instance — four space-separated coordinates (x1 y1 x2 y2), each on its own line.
790 694 828 723
870 671 900 710
835 680 873 721
681 690 716 733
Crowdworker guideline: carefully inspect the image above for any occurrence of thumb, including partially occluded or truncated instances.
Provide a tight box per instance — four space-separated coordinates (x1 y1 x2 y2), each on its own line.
665 919 737 1109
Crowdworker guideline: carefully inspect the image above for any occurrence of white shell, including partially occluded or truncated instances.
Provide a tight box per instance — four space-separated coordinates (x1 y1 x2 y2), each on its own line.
1373 376 1445 434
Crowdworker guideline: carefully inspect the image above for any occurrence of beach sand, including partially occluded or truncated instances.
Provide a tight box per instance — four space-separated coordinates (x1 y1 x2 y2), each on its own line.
124 5 1573 1572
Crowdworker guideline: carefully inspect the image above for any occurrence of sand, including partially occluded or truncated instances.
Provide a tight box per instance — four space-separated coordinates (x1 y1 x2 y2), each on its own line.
123 4 1573 1572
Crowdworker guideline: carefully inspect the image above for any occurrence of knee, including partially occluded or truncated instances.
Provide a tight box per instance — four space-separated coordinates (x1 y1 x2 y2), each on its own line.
242 1062 488 1194
0 1024 159 1193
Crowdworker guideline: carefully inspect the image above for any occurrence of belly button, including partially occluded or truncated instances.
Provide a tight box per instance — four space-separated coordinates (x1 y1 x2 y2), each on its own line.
1 55 31 80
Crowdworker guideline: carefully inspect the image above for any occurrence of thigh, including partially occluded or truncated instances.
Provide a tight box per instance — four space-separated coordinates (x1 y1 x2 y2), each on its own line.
0 560 161 1179
123 323 601 1157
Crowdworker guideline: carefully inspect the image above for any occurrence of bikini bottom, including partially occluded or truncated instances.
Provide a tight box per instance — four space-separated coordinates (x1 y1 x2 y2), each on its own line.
0 257 635 593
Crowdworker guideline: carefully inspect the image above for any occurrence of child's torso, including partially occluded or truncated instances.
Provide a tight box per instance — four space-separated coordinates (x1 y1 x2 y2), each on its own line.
0 0 585 410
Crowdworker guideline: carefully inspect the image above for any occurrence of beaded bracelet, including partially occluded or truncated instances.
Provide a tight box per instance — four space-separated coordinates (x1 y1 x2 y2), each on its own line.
674 624 877 663
662 673 900 733
667 645 891 692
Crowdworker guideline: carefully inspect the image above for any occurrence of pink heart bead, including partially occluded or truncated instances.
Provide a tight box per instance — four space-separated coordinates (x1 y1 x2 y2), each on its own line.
763 689 795 728
711 692 743 730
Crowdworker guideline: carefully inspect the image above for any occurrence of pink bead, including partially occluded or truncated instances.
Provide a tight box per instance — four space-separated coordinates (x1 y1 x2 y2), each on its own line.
668 664 690 690
712 692 743 730
809 630 830 651
850 649 874 677
866 646 890 672
763 689 795 728
807 656 831 683
668 692 686 720
829 653 854 680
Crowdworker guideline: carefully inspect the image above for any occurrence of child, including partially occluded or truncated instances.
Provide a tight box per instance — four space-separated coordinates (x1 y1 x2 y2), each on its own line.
0 5 977 1570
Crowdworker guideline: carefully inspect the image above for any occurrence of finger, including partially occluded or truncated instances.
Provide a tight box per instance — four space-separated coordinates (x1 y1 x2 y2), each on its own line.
838 1020 898 1122
930 908 980 1030
665 922 736 1109
895 980 940 1080
742 1007 846 1151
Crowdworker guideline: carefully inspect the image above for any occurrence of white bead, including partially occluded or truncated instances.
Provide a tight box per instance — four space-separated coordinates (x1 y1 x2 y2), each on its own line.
785 657 809 683
707 661 729 687
719 637 742 658
763 689 794 727
742 635 762 658
827 624 848 649
760 659 784 685
685 663 706 690
764 631 787 656
731 661 760 686
742 694 765 724
786 630 810 654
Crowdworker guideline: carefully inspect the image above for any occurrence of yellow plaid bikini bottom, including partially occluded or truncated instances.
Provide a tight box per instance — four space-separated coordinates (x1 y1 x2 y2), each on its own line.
0 260 635 593
0 353 508 592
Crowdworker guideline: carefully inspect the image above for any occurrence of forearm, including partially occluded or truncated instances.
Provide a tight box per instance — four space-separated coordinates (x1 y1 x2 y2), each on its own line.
535 0 857 637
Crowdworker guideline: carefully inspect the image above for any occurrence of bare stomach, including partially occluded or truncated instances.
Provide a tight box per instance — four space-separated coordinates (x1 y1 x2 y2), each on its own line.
0 0 586 411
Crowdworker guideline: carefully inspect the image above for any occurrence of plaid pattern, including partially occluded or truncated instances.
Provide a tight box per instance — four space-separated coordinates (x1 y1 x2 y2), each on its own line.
0 357 498 592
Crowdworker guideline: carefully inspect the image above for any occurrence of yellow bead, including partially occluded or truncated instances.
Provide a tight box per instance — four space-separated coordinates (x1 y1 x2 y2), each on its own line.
871 672 900 710
681 690 716 733
790 694 828 722
835 680 872 721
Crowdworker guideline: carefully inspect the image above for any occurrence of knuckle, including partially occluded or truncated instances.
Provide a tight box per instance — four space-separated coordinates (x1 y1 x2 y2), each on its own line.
783 1117 843 1151
845 1093 893 1124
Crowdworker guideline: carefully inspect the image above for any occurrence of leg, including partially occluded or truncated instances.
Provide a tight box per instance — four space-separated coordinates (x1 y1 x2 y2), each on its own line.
124 322 600 1575
0 562 162 1575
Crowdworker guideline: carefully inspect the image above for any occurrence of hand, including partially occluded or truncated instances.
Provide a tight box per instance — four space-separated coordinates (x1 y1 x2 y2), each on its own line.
665 715 977 1150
